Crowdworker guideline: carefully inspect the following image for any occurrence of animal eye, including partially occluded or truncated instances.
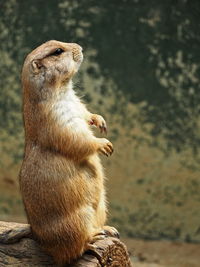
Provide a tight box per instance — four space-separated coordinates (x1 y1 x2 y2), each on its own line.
51 48 64 56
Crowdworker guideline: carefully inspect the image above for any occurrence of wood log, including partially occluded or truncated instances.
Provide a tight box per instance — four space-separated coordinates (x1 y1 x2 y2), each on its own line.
0 221 132 267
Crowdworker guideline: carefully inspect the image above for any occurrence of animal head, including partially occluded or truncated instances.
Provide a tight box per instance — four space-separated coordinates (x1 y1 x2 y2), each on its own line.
22 40 83 98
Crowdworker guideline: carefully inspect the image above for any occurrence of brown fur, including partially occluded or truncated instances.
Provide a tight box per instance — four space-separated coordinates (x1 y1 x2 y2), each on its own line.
19 40 116 264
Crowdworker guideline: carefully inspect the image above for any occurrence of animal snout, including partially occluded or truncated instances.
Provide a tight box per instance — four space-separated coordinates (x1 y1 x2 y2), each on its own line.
70 43 83 62
68 43 82 52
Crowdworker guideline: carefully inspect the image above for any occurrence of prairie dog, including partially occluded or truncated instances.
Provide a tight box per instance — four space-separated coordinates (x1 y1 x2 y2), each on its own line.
19 40 118 264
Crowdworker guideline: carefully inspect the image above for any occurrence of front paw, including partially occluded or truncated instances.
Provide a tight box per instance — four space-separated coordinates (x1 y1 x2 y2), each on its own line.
89 114 107 134
98 138 113 156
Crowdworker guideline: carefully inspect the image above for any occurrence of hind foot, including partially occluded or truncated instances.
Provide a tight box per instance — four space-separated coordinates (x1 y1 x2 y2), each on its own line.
102 225 120 238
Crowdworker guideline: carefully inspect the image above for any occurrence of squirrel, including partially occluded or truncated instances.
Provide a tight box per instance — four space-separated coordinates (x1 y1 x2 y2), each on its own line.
19 40 119 264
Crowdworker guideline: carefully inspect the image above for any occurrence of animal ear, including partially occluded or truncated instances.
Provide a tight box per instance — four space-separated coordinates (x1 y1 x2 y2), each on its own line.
31 59 43 74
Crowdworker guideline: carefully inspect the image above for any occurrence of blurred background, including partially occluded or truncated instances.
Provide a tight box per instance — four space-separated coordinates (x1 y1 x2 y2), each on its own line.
1 0 200 266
